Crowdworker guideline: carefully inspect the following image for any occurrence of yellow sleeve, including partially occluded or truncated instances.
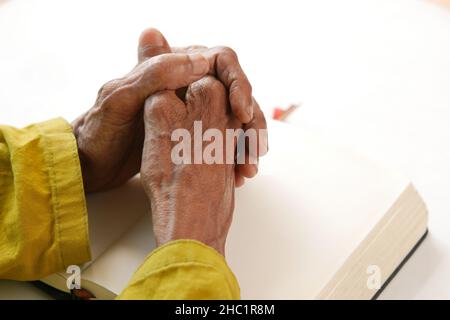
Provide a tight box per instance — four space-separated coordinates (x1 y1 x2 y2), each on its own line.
0 118 91 280
117 240 240 300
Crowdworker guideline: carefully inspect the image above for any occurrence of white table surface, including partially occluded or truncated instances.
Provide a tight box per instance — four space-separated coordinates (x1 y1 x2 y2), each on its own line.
1 0 450 299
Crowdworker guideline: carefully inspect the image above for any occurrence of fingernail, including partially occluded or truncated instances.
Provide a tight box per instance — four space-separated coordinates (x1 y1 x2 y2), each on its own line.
189 53 209 75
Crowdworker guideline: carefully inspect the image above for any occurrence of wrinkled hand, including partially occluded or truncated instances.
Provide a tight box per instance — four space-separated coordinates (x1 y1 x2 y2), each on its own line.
138 29 268 187
73 28 267 192
141 77 241 255
72 51 209 192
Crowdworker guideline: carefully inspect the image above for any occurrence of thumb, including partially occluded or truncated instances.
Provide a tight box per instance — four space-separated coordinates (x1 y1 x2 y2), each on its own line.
138 28 172 63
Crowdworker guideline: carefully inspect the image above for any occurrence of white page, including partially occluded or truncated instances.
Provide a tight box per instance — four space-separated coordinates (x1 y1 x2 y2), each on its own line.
82 121 408 298
227 121 408 299
84 177 149 265
82 214 155 294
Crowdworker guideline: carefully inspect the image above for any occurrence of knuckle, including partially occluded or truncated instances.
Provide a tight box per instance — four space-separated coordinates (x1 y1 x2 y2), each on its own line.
149 54 174 76
98 79 122 97
143 92 173 121
144 94 164 116
193 76 226 101
204 77 226 97
187 77 228 121
139 56 167 85
216 46 238 60
97 80 137 114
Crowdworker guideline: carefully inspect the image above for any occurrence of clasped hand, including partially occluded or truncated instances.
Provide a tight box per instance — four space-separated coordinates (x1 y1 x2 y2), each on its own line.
72 29 268 255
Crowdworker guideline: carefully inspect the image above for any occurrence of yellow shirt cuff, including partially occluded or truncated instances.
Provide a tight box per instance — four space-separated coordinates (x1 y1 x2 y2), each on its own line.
0 118 91 280
117 240 240 300
36 118 91 269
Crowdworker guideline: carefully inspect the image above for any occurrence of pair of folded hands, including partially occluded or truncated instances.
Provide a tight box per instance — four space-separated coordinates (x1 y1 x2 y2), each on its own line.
71 28 267 255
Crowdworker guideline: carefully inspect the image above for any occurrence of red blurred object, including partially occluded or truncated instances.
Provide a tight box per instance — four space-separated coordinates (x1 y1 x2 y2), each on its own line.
272 104 301 121
272 107 284 120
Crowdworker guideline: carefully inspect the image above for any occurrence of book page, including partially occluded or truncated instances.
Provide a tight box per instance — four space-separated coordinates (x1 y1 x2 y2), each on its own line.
226 121 409 299
84 177 149 266
82 214 155 294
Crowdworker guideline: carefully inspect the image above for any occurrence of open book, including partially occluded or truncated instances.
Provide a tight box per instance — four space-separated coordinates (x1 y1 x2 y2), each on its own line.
39 121 428 299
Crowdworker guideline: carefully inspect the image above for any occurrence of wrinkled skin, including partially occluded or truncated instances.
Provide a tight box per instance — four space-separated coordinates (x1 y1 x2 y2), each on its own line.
73 28 267 193
141 76 241 255
72 52 210 192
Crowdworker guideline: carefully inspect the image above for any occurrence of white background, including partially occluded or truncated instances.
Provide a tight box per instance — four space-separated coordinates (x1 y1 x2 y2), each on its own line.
0 0 450 299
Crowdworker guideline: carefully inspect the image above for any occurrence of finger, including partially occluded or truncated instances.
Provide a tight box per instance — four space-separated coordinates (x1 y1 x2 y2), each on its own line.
138 28 172 62
185 76 228 117
235 170 245 188
131 53 209 102
174 46 254 123
235 98 268 178
203 47 253 124
244 98 268 157
171 46 208 101
174 46 254 124
236 152 258 178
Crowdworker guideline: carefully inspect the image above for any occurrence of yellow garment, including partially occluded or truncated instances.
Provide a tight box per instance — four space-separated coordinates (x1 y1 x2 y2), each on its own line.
118 240 240 299
0 118 240 299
